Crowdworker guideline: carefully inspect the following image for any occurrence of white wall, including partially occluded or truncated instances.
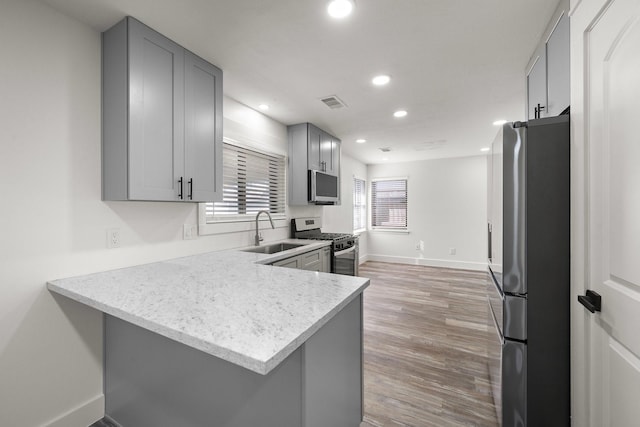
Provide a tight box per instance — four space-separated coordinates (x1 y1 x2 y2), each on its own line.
0 1 317 425
322 153 368 261
366 156 487 270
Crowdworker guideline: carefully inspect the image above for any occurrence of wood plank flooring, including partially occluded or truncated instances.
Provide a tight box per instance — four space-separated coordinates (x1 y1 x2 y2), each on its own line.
358 262 498 427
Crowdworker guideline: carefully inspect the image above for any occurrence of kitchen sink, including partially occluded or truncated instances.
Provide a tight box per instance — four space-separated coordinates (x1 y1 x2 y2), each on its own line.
241 242 305 254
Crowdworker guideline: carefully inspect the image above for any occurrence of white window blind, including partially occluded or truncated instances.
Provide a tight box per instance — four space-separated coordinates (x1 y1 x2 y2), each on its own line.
371 179 407 229
353 177 366 231
204 143 285 221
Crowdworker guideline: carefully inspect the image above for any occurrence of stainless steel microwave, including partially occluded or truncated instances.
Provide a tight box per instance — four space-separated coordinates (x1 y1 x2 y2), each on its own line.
309 170 339 204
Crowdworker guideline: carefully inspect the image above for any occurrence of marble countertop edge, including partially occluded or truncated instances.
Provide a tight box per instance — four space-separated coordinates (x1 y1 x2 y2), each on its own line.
47 280 270 374
260 281 369 374
46 242 369 376
48 276 369 375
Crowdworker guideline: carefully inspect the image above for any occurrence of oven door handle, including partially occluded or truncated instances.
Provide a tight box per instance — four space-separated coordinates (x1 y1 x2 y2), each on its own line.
334 245 356 256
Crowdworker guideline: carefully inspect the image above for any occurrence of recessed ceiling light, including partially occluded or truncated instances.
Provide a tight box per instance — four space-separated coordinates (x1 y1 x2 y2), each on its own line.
493 119 507 126
481 147 490 152
258 104 269 111
393 110 407 118
356 139 366 143
327 0 354 18
382 157 388 161
372 75 390 86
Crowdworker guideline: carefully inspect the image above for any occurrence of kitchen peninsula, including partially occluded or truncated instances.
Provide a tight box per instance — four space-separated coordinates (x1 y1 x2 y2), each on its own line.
47 241 369 427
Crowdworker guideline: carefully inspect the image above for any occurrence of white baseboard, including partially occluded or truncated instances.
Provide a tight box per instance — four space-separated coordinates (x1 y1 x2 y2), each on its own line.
45 394 104 427
365 254 487 271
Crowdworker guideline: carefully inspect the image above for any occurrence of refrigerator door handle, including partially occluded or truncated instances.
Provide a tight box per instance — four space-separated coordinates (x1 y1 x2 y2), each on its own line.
487 222 492 262
488 296 504 342
578 290 602 313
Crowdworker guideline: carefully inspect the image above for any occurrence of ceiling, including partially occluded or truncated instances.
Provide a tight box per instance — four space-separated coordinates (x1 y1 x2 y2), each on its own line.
40 0 559 164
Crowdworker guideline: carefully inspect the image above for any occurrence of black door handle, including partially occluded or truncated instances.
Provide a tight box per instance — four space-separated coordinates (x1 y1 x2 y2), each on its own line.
487 223 492 262
178 177 184 200
188 178 193 200
578 290 602 313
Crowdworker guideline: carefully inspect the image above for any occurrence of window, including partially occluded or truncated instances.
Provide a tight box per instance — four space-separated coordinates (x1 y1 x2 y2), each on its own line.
203 142 285 222
353 177 366 231
371 178 408 229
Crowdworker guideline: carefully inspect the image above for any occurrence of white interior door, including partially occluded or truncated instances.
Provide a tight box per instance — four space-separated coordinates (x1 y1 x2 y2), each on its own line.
572 0 640 425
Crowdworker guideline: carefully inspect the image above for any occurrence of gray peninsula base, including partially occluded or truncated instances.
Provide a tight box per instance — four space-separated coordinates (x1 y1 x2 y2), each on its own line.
104 295 363 427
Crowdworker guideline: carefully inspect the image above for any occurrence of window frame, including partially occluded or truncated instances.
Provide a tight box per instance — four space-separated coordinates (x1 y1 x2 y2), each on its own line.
370 177 408 231
198 137 288 236
353 176 367 233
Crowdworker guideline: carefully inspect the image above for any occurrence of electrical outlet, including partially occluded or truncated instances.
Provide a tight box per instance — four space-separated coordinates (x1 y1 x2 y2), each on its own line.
183 224 198 240
449 247 456 255
107 228 121 249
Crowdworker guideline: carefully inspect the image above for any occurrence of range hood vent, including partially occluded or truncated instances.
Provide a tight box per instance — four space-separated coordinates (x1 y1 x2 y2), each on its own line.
320 95 347 109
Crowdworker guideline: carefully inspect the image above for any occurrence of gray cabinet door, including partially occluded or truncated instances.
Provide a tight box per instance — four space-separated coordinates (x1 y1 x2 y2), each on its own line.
317 131 341 175
527 54 547 120
321 247 331 273
273 256 300 269
329 137 341 176
184 50 223 202
546 13 570 117
128 18 184 201
271 248 331 272
307 124 323 171
319 130 333 173
300 249 322 271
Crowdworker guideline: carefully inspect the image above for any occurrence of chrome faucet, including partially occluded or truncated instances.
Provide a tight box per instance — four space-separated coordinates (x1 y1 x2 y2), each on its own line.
254 210 275 246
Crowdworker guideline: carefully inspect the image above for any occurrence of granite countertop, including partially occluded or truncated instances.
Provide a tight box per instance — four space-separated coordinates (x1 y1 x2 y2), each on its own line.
47 239 369 375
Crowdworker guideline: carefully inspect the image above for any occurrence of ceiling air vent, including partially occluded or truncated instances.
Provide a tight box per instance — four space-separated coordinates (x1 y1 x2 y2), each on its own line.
413 139 447 151
320 95 347 109
379 147 391 152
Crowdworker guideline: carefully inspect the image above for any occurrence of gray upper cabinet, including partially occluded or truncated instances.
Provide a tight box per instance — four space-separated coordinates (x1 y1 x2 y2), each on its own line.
102 17 222 202
307 124 340 174
288 122 341 205
546 13 570 117
526 1 570 120
527 54 547 119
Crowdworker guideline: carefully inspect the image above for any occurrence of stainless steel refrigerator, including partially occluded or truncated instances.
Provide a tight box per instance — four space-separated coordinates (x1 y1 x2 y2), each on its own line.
486 115 570 426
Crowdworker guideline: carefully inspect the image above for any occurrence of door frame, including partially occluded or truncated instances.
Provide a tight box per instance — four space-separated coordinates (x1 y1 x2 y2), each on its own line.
569 0 593 425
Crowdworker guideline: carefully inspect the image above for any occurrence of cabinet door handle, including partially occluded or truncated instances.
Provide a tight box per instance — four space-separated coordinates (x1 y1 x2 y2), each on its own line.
178 177 184 200
578 290 602 313
188 178 193 200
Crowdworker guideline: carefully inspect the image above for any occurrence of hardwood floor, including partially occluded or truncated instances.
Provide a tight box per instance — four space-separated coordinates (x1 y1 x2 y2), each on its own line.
359 262 498 427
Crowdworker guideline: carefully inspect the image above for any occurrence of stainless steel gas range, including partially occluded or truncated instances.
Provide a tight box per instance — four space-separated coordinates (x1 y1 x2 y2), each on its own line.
291 217 359 276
